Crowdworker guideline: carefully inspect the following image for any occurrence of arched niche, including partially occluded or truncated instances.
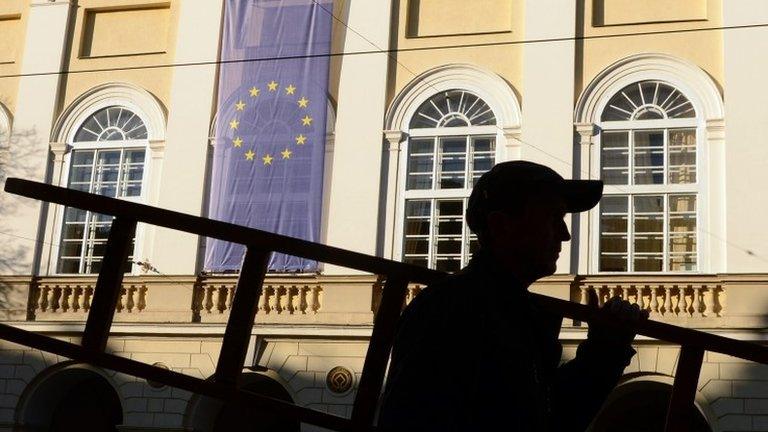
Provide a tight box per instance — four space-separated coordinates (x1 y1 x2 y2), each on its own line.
17 363 123 432
185 371 300 432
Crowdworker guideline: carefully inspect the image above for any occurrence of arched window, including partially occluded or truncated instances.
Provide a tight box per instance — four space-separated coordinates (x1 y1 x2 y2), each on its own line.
598 81 698 272
58 106 148 274
401 90 497 271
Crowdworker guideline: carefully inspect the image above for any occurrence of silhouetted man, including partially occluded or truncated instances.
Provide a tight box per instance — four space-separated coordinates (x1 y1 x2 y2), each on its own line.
379 161 648 432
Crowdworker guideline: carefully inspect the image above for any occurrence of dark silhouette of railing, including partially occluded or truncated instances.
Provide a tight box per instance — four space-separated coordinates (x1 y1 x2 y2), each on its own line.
3 177 768 432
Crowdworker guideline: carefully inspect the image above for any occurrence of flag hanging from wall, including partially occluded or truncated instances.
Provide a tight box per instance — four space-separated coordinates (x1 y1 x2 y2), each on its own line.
205 0 333 272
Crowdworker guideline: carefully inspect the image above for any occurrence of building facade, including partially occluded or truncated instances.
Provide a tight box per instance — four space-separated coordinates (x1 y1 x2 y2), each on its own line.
0 0 768 430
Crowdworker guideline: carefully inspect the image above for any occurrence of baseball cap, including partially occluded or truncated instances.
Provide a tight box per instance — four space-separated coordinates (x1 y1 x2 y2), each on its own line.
465 160 603 234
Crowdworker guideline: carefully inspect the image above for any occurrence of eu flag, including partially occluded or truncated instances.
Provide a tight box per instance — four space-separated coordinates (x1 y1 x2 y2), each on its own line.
205 0 333 272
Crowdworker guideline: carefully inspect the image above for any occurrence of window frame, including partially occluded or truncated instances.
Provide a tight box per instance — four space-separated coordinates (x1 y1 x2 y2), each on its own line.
395 124 501 271
591 96 705 274
48 111 151 276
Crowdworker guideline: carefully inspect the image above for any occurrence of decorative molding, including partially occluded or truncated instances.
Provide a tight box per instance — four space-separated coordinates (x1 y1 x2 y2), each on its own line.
706 118 726 142
49 142 70 162
574 122 596 146
383 130 406 152
148 139 166 157
51 82 167 143
385 63 522 131
575 53 725 124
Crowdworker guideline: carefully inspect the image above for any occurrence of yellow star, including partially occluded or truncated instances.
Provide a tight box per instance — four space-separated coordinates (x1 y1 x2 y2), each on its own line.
285 84 296 95
295 134 307 145
249 87 260 97
262 154 274 165
267 81 278 91
281 148 292 159
232 137 243 147
245 149 255 160
229 119 239 130
301 115 313 126
235 100 246 111
297 97 309 108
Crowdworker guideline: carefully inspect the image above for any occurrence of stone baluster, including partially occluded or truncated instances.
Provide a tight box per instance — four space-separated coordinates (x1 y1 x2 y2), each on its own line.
138 286 147 312
609 286 617 301
307 286 319 314
267 286 280 313
649 286 658 314
701 285 710 317
117 287 126 313
286 286 296 314
690 285 700 317
662 285 670 316
258 286 269 313
227 285 236 311
634 285 643 310
676 285 687 316
204 286 214 313
72 286 83 312
83 287 93 312
278 285 288 314
621 286 629 301
39 286 50 312
60 286 71 312
126 285 136 312
51 285 62 312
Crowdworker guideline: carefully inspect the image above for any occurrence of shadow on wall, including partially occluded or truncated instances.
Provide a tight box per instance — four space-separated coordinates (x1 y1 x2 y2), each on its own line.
16 363 123 432
185 371 303 432
587 376 713 432
0 124 42 319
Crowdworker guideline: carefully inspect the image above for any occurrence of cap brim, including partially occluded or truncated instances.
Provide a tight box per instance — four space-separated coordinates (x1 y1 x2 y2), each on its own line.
560 180 604 213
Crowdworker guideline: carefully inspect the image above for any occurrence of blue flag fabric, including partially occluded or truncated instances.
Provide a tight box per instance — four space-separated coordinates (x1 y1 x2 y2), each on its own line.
205 0 332 272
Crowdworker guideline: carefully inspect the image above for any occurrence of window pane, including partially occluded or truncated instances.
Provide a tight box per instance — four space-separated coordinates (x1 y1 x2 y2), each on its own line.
72 150 94 165
633 195 663 271
669 194 697 271
405 220 430 236
601 132 629 185
59 241 82 258
58 259 80 274
471 137 495 186
435 259 461 272
438 138 466 189
634 130 664 184
98 150 121 165
64 207 86 223
668 129 696 184
406 139 434 190
600 195 628 272
437 200 463 216
405 200 431 217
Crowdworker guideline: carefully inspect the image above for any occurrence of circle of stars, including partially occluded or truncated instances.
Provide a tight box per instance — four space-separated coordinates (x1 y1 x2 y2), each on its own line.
228 80 313 166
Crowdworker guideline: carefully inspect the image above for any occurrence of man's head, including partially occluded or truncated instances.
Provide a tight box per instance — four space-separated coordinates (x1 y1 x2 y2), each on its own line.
466 161 603 284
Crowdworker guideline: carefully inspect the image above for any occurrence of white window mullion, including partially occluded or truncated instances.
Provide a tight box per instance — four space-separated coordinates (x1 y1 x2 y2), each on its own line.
428 199 436 269
628 195 635 272
663 194 669 272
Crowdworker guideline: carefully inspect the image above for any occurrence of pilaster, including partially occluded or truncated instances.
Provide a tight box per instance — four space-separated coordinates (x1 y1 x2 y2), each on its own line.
382 130 407 260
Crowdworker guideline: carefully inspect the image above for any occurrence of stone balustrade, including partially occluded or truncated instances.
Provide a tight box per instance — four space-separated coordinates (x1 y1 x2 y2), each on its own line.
2 273 767 329
575 282 723 318
193 281 323 323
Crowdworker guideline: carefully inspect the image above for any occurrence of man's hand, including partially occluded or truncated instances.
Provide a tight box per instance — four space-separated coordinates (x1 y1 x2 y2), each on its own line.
588 296 650 347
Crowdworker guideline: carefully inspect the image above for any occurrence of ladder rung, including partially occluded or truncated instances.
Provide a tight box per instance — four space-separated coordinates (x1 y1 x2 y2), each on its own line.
81 217 137 352
351 276 409 428
664 345 705 432
214 248 271 385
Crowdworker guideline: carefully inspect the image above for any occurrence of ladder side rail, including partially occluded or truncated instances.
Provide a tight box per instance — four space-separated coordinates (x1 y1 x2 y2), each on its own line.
81 217 137 352
351 276 409 428
664 346 705 432
531 293 768 364
0 321 363 432
214 248 271 385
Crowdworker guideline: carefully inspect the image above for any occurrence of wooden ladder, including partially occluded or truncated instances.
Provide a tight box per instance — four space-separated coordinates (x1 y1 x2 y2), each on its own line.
4 177 768 431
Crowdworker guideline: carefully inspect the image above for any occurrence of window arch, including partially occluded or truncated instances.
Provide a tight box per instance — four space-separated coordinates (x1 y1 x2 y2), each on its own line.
58 106 149 274
384 64 521 269
575 53 724 274
597 81 699 272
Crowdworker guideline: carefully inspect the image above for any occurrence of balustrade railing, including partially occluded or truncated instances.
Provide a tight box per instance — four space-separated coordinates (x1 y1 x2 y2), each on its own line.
32 281 147 317
576 282 724 318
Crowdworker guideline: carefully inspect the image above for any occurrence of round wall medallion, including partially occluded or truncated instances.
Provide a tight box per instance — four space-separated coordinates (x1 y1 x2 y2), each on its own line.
326 366 354 394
